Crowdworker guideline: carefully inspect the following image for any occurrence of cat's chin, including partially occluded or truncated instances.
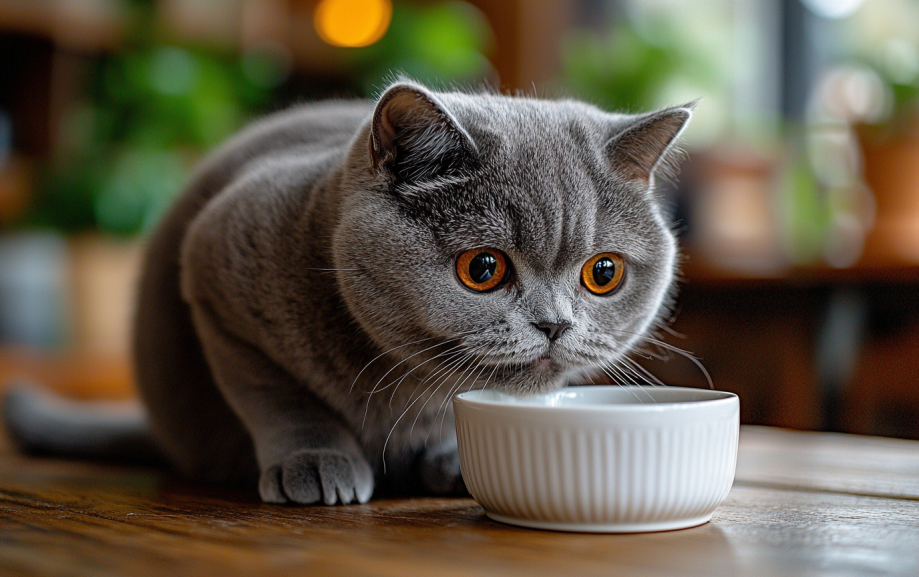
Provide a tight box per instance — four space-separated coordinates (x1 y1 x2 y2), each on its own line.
494 363 573 396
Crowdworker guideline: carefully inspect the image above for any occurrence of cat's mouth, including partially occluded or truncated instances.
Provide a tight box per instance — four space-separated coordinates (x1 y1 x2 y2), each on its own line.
496 352 566 377
531 354 556 373
457 344 590 394
480 353 576 395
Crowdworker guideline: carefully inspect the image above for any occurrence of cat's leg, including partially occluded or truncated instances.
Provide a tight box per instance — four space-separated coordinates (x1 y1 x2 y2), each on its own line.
415 407 467 496
190 303 373 505
418 435 468 496
134 188 259 487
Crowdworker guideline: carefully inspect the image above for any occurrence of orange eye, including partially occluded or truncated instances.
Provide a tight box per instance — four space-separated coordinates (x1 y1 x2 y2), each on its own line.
456 248 509 292
581 253 625 295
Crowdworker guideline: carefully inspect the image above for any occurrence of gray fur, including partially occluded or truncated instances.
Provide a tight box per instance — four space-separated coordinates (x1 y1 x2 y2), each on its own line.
11 82 691 505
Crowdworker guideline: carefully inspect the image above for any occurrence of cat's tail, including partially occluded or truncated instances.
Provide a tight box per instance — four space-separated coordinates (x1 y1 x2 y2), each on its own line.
2 384 165 466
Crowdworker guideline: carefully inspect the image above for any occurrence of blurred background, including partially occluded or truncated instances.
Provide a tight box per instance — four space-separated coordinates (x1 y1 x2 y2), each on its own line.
1 0 919 439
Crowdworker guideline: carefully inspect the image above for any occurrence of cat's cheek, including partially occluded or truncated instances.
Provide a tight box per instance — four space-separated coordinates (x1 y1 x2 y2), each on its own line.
435 285 513 329
582 293 643 347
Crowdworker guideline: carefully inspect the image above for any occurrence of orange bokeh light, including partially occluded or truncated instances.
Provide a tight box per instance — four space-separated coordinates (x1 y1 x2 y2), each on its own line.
314 0 393 48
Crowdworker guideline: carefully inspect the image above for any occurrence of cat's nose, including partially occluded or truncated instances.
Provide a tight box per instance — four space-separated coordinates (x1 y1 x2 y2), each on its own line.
533 321 572 342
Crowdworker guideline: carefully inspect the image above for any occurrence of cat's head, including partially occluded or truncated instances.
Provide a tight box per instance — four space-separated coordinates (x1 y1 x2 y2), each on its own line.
334 81 690 395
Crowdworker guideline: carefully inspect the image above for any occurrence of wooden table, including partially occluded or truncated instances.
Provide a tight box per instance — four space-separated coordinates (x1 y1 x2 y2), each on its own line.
1 426 918 576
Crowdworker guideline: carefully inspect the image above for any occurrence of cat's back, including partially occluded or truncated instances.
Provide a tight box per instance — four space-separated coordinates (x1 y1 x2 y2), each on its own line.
132 99 373 482
149 99 372 256
140 98 374 314
194 99 373 192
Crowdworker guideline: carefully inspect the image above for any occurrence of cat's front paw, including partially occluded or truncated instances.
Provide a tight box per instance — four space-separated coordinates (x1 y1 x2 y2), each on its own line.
419 442 468 496
259 449 374 505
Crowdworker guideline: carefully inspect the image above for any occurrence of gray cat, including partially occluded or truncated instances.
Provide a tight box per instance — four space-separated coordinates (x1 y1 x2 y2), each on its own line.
4 81 690 505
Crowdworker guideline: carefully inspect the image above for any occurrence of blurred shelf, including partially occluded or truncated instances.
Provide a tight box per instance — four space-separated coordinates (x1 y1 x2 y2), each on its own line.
0 0 565 91
681 252 919 288
0 0 349 76
0 0 126 52
0 155 33 225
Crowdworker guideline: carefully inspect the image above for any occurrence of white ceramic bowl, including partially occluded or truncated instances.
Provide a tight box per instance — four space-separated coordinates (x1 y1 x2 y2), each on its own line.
454 386 739 533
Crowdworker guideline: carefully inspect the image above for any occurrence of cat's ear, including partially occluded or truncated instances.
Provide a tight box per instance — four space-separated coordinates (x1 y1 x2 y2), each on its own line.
605 104 693 186
369 82 477 182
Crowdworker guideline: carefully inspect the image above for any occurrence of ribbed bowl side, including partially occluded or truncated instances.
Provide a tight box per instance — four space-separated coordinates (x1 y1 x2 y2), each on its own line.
456 413 738 526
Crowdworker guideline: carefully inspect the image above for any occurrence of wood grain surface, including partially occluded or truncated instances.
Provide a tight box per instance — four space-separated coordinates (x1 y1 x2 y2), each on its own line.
2 426 918 577
736 426 919 500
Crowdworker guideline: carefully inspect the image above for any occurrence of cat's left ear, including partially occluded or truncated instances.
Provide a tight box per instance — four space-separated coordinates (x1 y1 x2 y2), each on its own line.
369 82 477 182
605 104 693 186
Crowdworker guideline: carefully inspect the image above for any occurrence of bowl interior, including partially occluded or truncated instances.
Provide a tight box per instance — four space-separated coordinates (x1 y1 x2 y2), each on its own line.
456 386 735 408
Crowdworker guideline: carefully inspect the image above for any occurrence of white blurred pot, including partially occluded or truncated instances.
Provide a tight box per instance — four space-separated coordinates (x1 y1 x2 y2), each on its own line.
0 232 71 348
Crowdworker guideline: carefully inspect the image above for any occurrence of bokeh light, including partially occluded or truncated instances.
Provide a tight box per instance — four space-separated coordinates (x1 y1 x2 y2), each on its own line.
802 0 866 20
314 0 393 48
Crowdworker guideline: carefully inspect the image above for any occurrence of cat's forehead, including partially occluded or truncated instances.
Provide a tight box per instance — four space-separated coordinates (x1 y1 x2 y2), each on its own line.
446 95 628 194
425 164 658 270
442 92 612 130
445 177 657 269
405 94 666 267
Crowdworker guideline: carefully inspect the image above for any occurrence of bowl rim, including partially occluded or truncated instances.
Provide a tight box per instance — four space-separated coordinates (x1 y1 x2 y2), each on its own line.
454 385 738 414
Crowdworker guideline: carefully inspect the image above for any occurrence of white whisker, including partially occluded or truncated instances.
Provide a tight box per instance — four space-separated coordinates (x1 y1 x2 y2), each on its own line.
408 350 482 448
397 349 468 412
361 336 474 428
349 335 438 394
381 349 479 472
430 345 497 445
374 342 468 399
619 355 666 387
607 328 713 389
602 365 652 403
383 346 469 414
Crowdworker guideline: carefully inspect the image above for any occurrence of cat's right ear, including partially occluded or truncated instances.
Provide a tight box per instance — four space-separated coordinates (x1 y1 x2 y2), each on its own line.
604 104 693 187
369 82 477 182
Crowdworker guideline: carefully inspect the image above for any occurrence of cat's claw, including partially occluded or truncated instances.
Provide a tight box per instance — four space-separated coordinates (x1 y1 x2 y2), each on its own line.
259 449 374 505
419 442 468 496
